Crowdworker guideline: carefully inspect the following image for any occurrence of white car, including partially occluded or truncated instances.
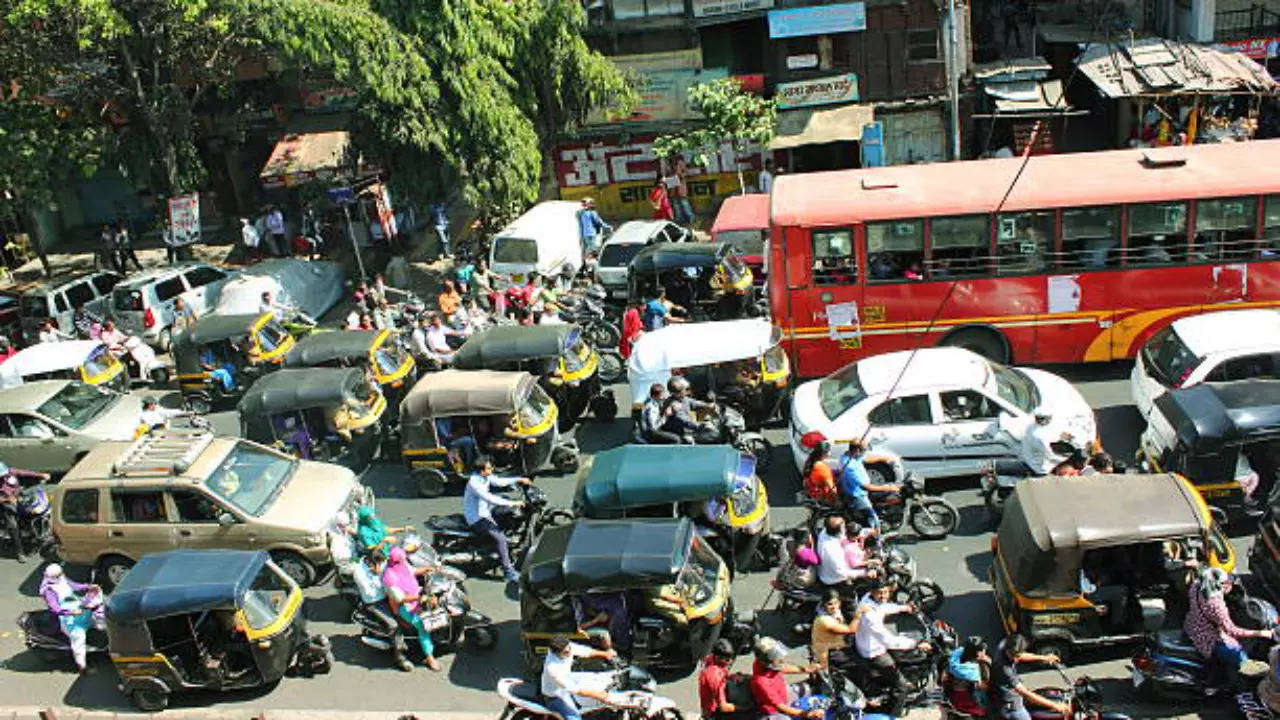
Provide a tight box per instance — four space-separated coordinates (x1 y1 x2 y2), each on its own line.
788 347 1096 480
594 220 689 299
1130 309 1280 420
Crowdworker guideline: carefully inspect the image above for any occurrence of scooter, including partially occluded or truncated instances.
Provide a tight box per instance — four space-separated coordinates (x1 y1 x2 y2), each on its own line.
978 427 1091 525
16 587 108 667
691 403 774 475
118 335 172 386
496 664 682 720
0 483 54 560
1028 665 1132 720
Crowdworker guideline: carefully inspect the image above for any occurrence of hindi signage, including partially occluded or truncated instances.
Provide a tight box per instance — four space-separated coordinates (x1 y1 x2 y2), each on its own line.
768 2 866 39
776 74 860 109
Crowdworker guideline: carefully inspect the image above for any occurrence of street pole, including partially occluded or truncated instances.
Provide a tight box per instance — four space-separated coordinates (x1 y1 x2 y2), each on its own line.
947 0 961 160
342 202 367 283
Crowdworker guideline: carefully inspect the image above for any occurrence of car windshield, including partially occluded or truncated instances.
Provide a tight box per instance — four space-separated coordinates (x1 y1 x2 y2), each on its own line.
990 363 1039 413
241 562 293 629
518 384 553 430
493 237 538 265
677 537 721 606
19 294 49 318
36 382 116 430
204 442 296 517
599 242 646 268
1142 326 1199 387
818 364 866 420
113 288 143 312
716 229 766 256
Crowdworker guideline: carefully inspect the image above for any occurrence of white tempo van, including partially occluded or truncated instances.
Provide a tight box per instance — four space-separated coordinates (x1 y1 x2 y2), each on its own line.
490 201 584 286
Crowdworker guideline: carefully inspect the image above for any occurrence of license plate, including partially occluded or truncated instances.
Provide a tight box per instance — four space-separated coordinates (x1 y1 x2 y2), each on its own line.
1130 667 1145 687
421 610 449 631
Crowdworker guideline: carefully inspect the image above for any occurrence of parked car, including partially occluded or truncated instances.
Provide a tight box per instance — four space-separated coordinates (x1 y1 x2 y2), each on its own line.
213 258 345 321
1131 309 1280 420
595 220 690 300
490 201 584 287
788 347 1096 480
51 432 367 589
0 380 141 474
18 271 121 344
110 263 234 351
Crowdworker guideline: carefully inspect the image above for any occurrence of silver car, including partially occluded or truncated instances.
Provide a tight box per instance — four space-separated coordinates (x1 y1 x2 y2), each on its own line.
110 263 234 351
0 380 142 473
595 221 689 300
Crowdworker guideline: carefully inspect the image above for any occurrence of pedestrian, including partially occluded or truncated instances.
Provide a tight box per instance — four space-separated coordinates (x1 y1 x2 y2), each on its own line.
758 159 775 194
162 221 182 264
38 319 70 344
672 156 694 225
430 202 451 259
576 198 612 255
171 297 196 335
99 224 121 272
649 177 674 221
115 222 142 272
240 217 260 262
265 205 286 258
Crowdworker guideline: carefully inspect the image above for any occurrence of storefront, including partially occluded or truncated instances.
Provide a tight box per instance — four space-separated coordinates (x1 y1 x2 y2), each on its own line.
972 56 1087 156
770 101 873 171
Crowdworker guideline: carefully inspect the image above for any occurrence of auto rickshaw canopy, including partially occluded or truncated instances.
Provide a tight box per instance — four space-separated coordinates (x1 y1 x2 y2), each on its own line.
630 242 729 274
523 518 694 599
575 445 750 517
627 319 783 405
998 473 1209 595
106 549 268 624
285 330 386 368
1155 380 1280 455
0 339 116 389
173 313 266 372
454 325 582 369
237 367 369 416
400 369 538 422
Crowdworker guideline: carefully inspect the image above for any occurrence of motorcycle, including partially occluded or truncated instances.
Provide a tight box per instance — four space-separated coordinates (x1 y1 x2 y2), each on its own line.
869 472 959 540
423 484 575 577
556 287 621 349
691 404 774 475
833 610 958 710
118 334 172 386
1026 665 1132 720
0 483 54 560
496 664 683 720
16 586 108 666
978 425 1092 525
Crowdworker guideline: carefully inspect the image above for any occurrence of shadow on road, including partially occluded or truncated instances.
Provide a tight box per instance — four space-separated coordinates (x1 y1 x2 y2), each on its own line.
447 619 525 690
963 550 993 584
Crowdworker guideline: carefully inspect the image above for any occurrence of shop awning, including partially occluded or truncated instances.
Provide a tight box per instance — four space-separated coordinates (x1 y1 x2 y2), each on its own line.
1076 37 1277 98
986 79 1073 114
259 130 351 189
770 103 875 150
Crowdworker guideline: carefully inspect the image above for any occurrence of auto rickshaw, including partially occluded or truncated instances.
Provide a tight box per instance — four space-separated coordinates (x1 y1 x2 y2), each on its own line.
453 324 615 428
0 339 129 393
1250 500 1280 604
519 517 742 676
237 367 387 470
1137 379 1280 527
573 444 770 573
285 328 416 420
626 318 790 429
399 369 579 497
990 473 1234 662
105 549 332 711
627 242 756 321
173 312 296 413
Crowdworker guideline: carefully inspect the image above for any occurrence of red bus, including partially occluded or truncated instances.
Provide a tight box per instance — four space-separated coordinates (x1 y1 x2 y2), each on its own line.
767 140 1280 378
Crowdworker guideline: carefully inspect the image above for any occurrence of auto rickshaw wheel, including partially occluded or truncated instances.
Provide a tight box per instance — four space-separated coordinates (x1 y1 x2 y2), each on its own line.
587 321 620 349
148 366 170 386
415 468 449 498
596 351 624 384
184 394 212 415
130 687 170 712
270 551 317 587
465 626 497 649
551 446 579 474
96 555 135 592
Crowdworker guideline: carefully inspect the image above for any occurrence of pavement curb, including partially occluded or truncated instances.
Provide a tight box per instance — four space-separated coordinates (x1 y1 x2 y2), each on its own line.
0 707 941 720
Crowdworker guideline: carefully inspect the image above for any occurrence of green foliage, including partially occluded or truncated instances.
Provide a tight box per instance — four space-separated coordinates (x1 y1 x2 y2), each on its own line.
653 78 776 192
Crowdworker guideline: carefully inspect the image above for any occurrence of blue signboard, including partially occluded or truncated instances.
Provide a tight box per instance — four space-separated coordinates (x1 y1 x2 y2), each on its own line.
327 186 357 205
860 121 884 168
768 2 866 39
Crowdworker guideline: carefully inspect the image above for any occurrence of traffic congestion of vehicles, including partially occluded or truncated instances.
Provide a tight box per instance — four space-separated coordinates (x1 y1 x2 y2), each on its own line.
3 140 1280 719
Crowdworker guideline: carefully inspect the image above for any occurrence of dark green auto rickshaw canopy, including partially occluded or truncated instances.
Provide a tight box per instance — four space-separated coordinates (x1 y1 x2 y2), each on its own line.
106 549 268 625
574 445 747 517
237 367 366 416
523 518 694 600
1155 380 1280 455
172 313 263 373
454 324 581 369
285 330 381 368
629 242 728 275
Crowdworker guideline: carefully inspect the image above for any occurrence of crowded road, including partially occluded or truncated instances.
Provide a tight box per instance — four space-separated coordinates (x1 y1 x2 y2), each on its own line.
0 359 1240 718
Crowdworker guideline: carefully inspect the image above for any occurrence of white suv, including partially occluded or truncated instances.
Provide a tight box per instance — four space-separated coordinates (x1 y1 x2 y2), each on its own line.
110 263 234 350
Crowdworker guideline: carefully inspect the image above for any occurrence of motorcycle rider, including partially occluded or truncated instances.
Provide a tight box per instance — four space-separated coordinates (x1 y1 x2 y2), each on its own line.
639 383 683 445
1184 567 1272 690
811 589 859 670
541 635 617 720
464 457 533 584
663 376 715 443
837 442 899 530
803 441 839 505
853 579 931 717
996 408 1069 478
990 634 1070 720
39 563 104 672
0 462 50 562
749 636 823 719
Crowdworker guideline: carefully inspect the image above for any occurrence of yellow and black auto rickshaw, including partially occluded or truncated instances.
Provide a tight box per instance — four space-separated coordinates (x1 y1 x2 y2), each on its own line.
173 312 295 413
1250 500 1280 604
105 549 332 711
453 324 616 428
627 241 756 321
284 329 416 417
990 473 1234 662
398 369 579 497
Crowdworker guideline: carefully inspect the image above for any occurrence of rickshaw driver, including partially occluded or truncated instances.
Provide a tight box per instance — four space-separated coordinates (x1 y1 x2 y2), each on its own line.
464 457 534 584
663 377 715 442
572 591 631 652
639 383 683 445
541 635 618 720
199 343 238 392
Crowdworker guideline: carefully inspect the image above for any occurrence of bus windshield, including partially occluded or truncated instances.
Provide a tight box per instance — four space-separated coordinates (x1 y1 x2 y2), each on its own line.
818 364 866 420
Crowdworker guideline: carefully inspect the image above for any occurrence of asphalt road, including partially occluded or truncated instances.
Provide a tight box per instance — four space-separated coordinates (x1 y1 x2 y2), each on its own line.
0 360 1249 718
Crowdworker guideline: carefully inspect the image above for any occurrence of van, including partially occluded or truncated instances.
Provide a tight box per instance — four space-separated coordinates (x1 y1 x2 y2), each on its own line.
51 432 366 589
18 271 121 343
110 263 234 350
490 201 584 285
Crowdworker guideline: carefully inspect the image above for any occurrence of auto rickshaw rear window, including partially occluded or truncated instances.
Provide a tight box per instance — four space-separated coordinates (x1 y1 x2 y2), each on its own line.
60 489 99 524
241 564 292 629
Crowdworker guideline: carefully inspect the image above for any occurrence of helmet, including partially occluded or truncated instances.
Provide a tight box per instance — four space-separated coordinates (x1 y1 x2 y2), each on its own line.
668 376 690 394
142 396 157 407
812 439 831 456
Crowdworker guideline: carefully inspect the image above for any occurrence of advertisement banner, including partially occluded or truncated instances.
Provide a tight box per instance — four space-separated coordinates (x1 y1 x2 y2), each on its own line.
589 58 728 123
691 0 773 18
1215 36 1280 59
768 2 866 39
167 193 200 246
776 74 860 109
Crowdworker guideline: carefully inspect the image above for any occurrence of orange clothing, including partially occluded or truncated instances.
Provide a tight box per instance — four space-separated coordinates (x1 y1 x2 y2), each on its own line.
805 462 838 504
438 290 462 316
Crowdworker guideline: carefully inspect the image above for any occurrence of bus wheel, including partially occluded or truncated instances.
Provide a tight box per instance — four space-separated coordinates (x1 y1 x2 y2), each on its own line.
941 327 1009 364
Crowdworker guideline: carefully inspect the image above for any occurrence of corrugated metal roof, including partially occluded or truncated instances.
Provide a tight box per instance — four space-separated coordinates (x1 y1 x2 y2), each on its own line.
1078 38 1277 98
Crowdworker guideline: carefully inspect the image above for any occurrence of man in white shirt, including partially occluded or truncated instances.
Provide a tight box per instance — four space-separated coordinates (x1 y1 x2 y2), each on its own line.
1020 409 1068 475
425 313 458 364
37 320 70 344
139 396 187 434
240 217 260 260
854 581 929 717
463 457 532 583
541 636 616 720
816 515 859 586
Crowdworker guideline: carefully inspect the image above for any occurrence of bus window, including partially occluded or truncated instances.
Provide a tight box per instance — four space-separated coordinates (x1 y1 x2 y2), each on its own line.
1194 197 1258 262
866 220 924 283
1061 206 1120 269
1127 201 1187 266
929 215 990 279
996 211 1052 275
1263 195 1280 256
812 229 857 286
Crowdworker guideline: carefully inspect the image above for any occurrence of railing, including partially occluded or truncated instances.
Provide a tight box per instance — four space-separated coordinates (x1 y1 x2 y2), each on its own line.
1215 4 1280 42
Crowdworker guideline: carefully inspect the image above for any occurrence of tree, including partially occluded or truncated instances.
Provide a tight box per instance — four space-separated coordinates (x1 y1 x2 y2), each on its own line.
653 78 776 195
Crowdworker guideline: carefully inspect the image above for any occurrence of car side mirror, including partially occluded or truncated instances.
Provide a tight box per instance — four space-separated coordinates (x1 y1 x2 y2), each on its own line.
217 512 236 527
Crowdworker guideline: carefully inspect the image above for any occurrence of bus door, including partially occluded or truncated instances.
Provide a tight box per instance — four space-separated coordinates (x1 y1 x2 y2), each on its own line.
802 227 864 378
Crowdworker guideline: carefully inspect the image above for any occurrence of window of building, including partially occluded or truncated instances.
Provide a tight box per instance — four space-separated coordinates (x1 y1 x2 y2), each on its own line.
611 0 682 20
812 229 857 285
866 220 925 282
1061 206 1121 269
929 215 990 278
867 395 932 425
907 29 939 61
1127 201 1187 266
996 210 1052 275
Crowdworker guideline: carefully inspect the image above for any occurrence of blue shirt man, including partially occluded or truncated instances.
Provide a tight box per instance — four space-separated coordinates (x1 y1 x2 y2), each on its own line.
644 297 669 331
837 443 896 529
576 198 611 254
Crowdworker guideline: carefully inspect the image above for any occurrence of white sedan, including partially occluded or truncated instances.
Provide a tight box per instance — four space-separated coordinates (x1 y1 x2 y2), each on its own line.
789 347 1096 480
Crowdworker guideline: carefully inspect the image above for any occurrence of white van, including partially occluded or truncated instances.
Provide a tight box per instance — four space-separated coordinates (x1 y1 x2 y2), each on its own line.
490 201 584 286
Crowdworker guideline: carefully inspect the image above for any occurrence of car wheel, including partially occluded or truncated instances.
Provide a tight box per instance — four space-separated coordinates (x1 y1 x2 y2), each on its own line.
270 551 316 587
131 688 170 712
157 328 172 354
415 468 449 498
97 555 135 592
